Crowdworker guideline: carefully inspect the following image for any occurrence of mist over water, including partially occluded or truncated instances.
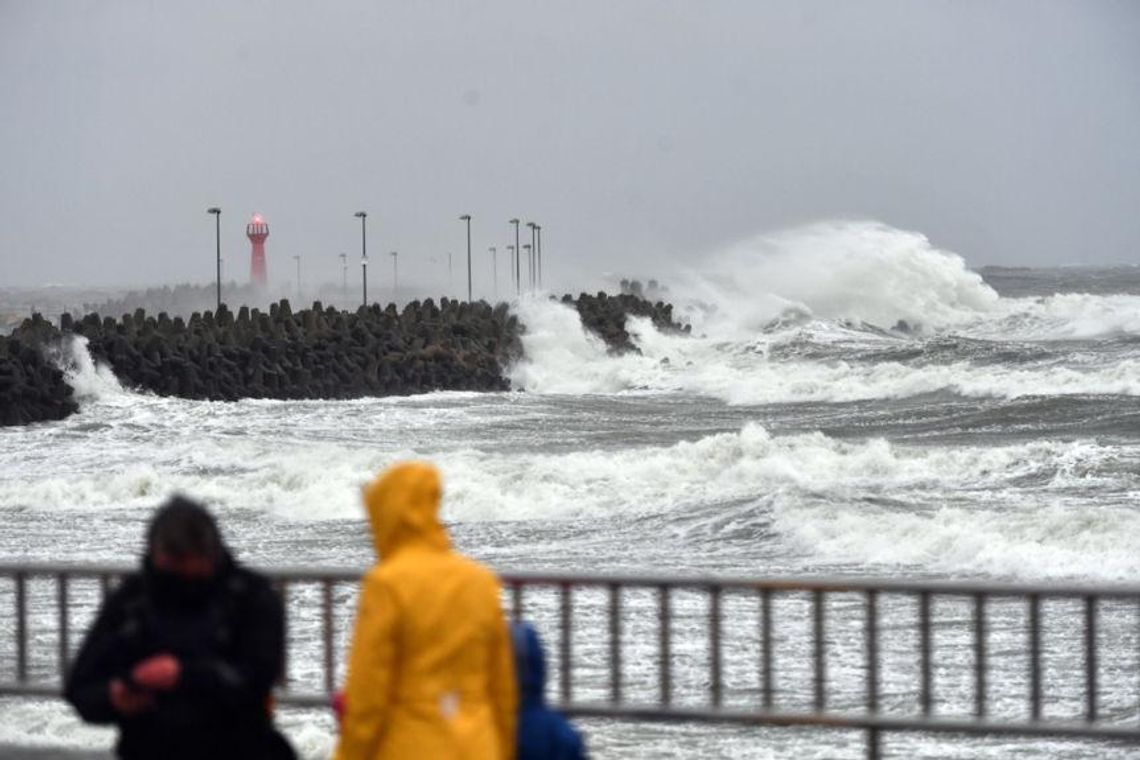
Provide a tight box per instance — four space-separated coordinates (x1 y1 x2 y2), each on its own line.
3 221 1140 757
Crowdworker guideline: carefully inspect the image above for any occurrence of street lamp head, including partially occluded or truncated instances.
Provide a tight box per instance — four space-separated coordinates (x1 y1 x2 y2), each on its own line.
354 211 367 219
527 221 536 229
509 218 519 225
489 246 496 253
507 245 515 252
523 244 532 251
207 207 221 215
390 251 398 257
459 214 471 221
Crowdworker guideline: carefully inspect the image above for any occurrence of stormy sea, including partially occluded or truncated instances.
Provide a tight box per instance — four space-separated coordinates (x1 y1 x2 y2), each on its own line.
2 221 1139 758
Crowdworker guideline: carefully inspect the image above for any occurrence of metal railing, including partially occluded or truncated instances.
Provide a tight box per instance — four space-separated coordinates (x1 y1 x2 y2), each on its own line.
2 562 1140 758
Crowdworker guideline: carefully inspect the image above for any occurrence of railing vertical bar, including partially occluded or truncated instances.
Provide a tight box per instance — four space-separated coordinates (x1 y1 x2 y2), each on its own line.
710 585 722 708
919 591 932 716
1085 595 1098 723
867 726 881 760
511 582 523 621
322 580 334 695
866 590 879 713
609 584 622 704
659 585 672 706
277 580 290 688
974 593 987 719
813 589 826 712
559 583 572 705
761 588 773 711
15 572 28 683
57 573 69 677
1029 593 1042 721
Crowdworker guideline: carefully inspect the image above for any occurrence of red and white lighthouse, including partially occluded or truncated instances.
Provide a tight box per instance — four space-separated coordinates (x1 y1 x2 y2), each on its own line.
246 213 269 287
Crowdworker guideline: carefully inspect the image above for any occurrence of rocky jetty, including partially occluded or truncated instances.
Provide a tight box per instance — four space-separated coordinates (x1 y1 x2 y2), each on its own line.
0 292 687 426
0 315 78 426
567 291 690 353
60 298 521 401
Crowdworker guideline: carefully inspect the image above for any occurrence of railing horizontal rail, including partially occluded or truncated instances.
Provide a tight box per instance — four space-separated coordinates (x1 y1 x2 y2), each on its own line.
3 561 1140 599
555 705 1140 742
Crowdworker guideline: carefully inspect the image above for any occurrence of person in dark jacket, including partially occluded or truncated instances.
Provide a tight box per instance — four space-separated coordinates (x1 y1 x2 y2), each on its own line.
64 495 295 760
512 621 586 760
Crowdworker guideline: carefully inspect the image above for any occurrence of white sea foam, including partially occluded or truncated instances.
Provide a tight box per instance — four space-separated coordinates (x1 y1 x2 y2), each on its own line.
4 420 1134 579
964 292 1140 341
778 498 1140 581
510 298 1140 402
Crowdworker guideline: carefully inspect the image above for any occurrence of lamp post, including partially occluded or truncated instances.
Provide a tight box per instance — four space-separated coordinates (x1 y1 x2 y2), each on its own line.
528 221 538 293
506 244 516 294
354 211 368 307
292 255 301 300
535 225 542 289
509 218 521 295
488 246 497 300
459 214 472 302
523 243 532 291
207 207 221 311
390 251 399 295
339 253 348 296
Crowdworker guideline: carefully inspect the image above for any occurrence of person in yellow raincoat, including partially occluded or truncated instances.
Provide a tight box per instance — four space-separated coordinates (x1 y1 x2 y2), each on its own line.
335 461 517 760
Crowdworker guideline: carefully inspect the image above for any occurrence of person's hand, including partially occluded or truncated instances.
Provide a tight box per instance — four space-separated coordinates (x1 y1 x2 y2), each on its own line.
131 653 181 691
109 679 153 716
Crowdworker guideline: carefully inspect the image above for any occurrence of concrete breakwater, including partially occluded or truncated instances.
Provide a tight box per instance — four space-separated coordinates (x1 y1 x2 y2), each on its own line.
564 291 690 353
61 297 521 401
0 292 685 426
0 319 78 426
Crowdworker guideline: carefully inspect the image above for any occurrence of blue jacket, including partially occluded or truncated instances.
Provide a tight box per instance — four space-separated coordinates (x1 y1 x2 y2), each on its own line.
511 622 586 760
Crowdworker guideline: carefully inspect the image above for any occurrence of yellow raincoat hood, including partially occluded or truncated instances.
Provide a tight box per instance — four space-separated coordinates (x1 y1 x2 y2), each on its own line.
363 461 450 558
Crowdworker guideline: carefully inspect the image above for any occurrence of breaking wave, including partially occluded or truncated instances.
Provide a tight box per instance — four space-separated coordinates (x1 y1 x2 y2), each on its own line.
674 220 1000 336
48 335 126 402
510 221 1140 402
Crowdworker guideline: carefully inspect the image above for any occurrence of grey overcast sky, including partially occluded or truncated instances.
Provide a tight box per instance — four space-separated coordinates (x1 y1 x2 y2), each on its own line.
1 0 1138 291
